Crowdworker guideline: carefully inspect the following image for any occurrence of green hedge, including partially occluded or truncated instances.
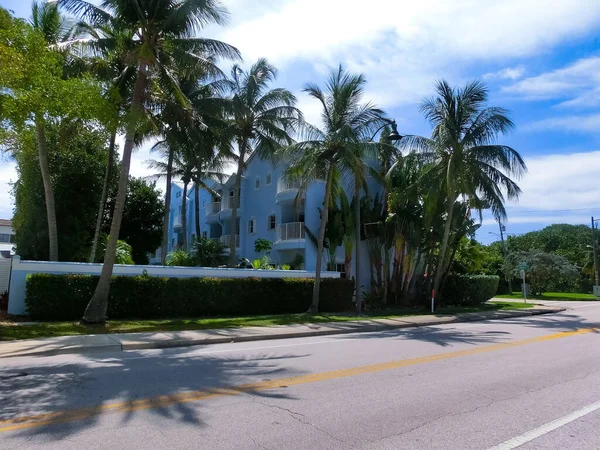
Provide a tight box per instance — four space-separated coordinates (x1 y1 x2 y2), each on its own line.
25 274 354 321
441 274 500 306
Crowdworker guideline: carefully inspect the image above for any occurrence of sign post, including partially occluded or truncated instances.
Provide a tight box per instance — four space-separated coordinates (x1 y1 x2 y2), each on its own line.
518 262 528 303
431 290 435 313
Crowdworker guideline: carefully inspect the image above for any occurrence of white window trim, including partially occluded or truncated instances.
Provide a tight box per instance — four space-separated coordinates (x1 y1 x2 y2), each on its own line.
255 176 261 190
266 172 272 186
267 214 276 231
248 217 256 234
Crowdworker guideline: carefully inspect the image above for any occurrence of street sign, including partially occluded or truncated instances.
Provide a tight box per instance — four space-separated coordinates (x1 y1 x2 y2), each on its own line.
518 262 528 271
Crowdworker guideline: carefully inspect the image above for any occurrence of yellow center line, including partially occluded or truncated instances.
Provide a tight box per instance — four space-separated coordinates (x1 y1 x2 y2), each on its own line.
1 327 597 433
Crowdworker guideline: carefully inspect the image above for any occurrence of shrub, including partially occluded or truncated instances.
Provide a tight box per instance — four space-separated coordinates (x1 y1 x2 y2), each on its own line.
192 238 228 267
166 249 196 267
441 274 500 306
25 274 353 321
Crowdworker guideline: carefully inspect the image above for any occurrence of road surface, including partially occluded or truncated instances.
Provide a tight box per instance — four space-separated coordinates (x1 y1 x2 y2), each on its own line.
1 300 600 449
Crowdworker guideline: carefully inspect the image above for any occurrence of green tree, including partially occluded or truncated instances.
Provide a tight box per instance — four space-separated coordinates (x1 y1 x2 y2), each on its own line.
102 177 164 264
11 122 112 262
404 80 527 303
193 237 227 267
283 66 384 312
61 0 240 322
223 58 301 265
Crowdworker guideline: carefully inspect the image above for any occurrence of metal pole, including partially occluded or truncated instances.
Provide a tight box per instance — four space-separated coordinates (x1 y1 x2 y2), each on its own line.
355 175 362 315
592 217 600 288
498 222 512 294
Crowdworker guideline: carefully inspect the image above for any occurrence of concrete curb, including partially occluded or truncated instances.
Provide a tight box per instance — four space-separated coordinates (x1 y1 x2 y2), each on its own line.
0 307 565 358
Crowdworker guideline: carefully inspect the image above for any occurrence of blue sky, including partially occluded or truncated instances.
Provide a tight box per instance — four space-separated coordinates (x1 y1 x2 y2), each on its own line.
1 0 600 245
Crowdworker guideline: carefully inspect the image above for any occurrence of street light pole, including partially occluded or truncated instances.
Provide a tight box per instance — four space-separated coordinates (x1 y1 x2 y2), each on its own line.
498 221 512 294
592 217 600 288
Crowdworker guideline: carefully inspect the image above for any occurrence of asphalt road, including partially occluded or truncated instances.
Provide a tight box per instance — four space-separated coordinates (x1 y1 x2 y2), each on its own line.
2 301 600 449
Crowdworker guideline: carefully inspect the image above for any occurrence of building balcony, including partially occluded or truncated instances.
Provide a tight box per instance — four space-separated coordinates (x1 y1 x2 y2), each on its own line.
205 201 221 223
172 217 182 230
273 222 305 250
219 234 240 250
276 178 303 204
219 197 241 220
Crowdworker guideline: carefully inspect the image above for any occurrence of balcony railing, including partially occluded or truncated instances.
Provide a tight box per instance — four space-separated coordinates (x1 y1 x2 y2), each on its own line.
277 178 302 193
277 222 305 241
205 201 221 215
219 234 240 248
222 197 240 210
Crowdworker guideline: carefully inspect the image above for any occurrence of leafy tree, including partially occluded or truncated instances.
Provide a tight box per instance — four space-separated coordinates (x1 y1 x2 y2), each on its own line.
166 249 196 267
103 237 134 265
103 177 164 265
503 251 579 296
402 80 527 302
61 0 240 322
223 59 301 265
193 237 227 267
254 238 272 256
11 122 111 262
283 66 384 312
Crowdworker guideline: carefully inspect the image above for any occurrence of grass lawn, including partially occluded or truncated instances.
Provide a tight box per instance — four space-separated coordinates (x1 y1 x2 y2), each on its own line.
0 301 531 342
495 292 599 301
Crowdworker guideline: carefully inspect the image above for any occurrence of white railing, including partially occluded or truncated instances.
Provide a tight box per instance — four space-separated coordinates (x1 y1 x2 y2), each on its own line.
205 201 221 215
219 234 240 248
277 178 302 193
222 197 240 210
277 222 305 241
172 217 182 229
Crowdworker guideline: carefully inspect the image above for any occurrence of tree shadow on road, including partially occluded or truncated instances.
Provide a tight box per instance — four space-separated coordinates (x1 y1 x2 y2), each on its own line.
0 348 309 442
489 312 600 334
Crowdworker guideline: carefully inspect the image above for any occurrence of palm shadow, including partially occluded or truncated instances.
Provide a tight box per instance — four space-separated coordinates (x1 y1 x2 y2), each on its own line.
0 348 308 441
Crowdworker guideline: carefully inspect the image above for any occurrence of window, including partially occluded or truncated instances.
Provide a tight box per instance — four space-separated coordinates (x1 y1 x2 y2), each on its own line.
191 233 196 242
176 191 181 198
248 218 255 234
171 238 175 247
299 213 305 223
335 263 346 273
268 215 276 230
255 177 260 190
266 172 272 185
0 233 11 243
202 231 208 238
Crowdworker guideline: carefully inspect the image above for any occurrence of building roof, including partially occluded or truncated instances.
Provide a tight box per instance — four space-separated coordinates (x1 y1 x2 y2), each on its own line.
0 218 12 228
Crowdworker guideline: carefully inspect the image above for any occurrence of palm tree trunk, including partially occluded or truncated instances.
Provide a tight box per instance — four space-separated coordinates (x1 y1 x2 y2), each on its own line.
354 179 362 314
228 147 245 266
89 132 116 263
194 180 201 240
310 165 334 313
160 147 174 265
343 240 352 281
35 114 58 261
181 181 188 251
433 199 455 308
82 66 147 323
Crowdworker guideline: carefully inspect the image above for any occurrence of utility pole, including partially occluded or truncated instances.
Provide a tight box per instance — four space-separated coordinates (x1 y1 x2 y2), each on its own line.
498 221 512 294
592 217 600 288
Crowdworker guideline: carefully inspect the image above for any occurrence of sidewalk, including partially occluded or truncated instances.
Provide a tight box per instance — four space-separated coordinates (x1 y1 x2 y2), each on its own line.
0 306 565 358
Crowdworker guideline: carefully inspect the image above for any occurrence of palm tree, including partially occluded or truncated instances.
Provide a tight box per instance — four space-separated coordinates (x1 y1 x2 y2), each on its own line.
283 66 384 313
29 0 77 261
402 80 527 304
61 0 240 323
223 58 302 265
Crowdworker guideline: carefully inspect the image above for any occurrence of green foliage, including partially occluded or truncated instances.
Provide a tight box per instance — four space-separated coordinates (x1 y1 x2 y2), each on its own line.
252 255 271 269
291 253 305 270
503 251 579 295
105 238 134 265
166 250 196 267
25 274 354 321
452 238 504 275
12 122 112 261
103 177 164 264
254 238 272 255
192 237 228 267
441 275 500 305
281 264 291 270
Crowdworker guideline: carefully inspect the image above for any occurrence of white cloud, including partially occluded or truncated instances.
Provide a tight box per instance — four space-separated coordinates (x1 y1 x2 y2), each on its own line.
483 65 526 80
503 56 600 102
506 150 600 211
482 214 593 226
216 0 600 108
525 113 600 132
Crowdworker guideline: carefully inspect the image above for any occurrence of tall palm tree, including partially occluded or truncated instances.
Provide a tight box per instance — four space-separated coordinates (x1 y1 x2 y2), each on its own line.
283 66 384 313
223 58 301 265
29 0 77 261
61 0 240 323
402 80 527 304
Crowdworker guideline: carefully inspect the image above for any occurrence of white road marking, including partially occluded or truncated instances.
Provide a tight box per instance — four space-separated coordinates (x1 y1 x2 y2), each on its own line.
488 400 600 449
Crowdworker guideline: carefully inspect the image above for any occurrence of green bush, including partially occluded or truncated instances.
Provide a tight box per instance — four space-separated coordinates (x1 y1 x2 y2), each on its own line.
441 274 500 306
25 274 354 321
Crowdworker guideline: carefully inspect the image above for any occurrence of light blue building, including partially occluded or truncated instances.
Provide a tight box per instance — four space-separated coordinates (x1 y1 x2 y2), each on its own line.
153 154 383 292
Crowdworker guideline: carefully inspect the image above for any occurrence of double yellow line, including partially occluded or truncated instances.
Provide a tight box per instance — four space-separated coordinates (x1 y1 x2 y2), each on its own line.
1 327 597 433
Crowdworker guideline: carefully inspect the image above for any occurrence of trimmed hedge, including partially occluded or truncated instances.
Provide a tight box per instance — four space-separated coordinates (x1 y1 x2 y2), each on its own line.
441 274 500 306
25 274 354 321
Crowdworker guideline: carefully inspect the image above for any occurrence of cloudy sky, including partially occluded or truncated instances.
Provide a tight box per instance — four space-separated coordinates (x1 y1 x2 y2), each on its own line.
2 0 600 243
